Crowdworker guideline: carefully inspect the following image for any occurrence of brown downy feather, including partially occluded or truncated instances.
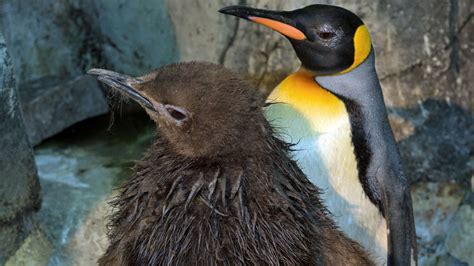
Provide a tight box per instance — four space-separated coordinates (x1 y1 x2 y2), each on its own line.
92 63 373 265
99 127 373 265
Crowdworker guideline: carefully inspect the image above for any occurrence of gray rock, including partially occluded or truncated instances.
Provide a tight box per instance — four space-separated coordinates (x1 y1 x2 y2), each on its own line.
0 0 96 85
412 182 465 246
90 0 178 76
0 0 177 144
445 205 474 265
0 32 41 263
19 75 109 146
396 100 474 184
422 253 469 266
402 99 473 264
411 181 468 265
0 0 177 80
5 228 53 266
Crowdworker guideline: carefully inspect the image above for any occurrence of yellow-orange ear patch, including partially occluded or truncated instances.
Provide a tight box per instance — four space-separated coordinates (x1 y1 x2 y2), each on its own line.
340 25 372 74
249 16 306 40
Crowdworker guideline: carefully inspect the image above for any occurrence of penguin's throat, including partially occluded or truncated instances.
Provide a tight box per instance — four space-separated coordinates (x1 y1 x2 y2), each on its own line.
267 68 348 133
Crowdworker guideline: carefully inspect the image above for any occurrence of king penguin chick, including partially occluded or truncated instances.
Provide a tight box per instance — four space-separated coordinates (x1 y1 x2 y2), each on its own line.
220 5 417 266
88 62 374 265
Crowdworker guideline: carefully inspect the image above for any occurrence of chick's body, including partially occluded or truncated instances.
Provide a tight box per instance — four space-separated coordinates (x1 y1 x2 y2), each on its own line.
91 63 373 265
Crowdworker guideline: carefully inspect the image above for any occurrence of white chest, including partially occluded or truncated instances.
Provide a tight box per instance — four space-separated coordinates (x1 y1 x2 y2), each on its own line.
266 101 388 265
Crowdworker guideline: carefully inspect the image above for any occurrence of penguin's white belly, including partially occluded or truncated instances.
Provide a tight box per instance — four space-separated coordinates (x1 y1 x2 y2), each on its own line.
266 103 388 265
298 121 387 265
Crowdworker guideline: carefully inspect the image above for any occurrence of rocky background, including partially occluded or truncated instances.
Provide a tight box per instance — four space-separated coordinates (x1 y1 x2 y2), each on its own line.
0 0 472 265
0 31 41 263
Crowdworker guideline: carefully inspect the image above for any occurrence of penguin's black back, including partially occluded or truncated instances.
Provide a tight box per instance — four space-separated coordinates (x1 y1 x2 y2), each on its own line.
99 124 373 265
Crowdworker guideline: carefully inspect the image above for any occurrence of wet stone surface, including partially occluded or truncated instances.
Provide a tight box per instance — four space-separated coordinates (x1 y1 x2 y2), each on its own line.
6 112 154 265
393 100 474 265
0 31 41 263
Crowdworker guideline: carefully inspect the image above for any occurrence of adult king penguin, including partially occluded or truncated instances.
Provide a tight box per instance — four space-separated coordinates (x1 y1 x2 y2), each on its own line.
220 4 417 265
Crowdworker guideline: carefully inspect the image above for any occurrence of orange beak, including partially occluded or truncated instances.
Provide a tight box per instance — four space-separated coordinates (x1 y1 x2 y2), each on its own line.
248 16 306 40
219 6 307 41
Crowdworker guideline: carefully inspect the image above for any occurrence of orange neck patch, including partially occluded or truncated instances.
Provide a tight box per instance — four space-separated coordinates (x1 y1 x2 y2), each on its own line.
267 68 348 131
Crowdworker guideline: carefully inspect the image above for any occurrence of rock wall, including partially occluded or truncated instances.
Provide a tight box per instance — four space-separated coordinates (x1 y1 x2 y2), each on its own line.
89 0 178 76
19 75 109 145
0 0 471 146
0 31 41 263
0 0 113 145
394 100 473 264
0 0 179 81
0 0 182 145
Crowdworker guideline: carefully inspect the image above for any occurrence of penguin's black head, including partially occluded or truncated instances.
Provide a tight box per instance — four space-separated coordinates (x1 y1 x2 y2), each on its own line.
88 63 266 159
220 4 372 75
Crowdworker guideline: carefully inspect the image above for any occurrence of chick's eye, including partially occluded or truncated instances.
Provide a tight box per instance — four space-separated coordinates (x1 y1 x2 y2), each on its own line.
317 31 336 40
166 107 187 121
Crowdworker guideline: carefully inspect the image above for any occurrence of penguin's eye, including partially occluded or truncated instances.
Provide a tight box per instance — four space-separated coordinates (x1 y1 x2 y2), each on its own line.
317 31 336 40
162 104 189 125
166 107 187 121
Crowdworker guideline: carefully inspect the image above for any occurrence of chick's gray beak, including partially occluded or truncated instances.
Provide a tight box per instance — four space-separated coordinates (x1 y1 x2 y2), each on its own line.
87 68 155 111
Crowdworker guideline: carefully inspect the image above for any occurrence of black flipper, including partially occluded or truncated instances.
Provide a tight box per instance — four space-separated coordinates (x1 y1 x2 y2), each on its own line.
376 163 417 265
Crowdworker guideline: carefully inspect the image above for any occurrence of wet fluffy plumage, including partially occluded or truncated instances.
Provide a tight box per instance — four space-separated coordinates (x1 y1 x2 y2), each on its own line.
96 63 373 265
